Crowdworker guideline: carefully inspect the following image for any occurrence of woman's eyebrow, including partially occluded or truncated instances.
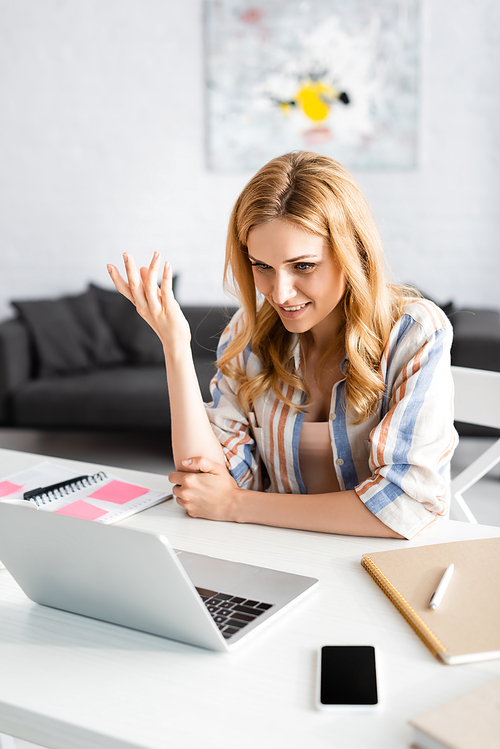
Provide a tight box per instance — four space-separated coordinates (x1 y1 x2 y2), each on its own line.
248 254 320 264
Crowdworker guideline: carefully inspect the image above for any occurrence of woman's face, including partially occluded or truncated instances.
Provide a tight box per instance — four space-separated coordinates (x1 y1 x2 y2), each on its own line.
247 219 346 342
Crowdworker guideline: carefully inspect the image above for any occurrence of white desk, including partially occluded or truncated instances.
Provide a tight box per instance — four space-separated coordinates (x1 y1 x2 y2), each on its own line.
0 447 499 749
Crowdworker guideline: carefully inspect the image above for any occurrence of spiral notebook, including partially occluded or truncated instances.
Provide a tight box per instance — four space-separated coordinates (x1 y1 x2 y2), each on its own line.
0 461 170 525
361 538 500 665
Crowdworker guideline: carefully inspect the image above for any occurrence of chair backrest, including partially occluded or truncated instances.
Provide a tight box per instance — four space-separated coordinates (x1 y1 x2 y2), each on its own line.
452 366 500 430
451 366 500 523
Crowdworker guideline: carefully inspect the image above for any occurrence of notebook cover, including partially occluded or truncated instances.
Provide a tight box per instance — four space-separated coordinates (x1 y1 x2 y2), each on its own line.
361 538 500 664
409 678 500 749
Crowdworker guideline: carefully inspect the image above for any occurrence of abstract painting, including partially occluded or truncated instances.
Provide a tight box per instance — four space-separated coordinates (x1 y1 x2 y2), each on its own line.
204 0 420 171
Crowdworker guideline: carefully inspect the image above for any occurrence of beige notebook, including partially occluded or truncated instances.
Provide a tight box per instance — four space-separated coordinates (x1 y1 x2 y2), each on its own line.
409 678 500 749
361 537 500 665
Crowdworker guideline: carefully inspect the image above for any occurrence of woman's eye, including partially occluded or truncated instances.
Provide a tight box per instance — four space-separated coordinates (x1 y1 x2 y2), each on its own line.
295 263 315 271
251 263 270 271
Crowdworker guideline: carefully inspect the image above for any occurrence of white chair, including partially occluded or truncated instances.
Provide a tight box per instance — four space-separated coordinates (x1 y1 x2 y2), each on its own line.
451 366 500 523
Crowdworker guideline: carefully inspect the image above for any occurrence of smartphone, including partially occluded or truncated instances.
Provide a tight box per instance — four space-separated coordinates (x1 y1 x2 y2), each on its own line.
316 645 379 710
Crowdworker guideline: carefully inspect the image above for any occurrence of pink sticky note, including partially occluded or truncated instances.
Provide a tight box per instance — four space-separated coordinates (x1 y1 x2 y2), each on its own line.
54 500 108 521
88 480 149 505
0 480 23 498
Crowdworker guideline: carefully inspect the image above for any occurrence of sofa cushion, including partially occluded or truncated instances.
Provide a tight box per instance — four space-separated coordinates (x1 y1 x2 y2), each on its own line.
10 359 217 430
89 284 166 365
12 291 125 377
10 366 170 429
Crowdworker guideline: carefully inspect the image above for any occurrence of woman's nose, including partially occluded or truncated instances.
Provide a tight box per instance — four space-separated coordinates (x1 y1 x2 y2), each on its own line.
271 272 297 305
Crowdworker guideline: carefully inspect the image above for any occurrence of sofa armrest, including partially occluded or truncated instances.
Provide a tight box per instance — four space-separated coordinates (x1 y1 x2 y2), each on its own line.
0 318 33 422
450 308 500 372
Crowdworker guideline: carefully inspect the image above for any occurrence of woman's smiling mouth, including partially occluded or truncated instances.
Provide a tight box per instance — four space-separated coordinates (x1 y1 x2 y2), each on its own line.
277 302 311 318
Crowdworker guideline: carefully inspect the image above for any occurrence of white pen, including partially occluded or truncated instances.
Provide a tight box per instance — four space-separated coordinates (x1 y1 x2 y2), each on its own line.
428 563 454 610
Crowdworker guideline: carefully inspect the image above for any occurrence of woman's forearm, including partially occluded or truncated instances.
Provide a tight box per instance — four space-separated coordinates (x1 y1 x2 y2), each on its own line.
231 487 404 538
107 253 226 471
164 344 225 469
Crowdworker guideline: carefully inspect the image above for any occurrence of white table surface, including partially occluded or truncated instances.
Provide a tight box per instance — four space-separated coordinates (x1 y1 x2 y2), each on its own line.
0 447 499 749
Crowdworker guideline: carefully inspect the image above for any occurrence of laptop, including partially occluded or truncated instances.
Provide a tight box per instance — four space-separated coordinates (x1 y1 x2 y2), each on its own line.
0 502 318 652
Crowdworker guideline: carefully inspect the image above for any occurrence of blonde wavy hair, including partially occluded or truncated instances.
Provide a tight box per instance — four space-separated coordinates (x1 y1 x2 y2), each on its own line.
218 151 419 422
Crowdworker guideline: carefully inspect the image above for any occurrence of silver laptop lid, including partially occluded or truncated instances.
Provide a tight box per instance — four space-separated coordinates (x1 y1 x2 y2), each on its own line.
0 502 228 651
0 503 318 651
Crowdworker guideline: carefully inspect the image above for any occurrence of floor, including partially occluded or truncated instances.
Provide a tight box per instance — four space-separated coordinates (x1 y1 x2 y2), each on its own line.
1 427 498 749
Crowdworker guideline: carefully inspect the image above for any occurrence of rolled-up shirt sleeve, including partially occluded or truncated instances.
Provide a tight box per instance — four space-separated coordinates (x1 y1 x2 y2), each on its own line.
355 305 458 539
205 310 264 491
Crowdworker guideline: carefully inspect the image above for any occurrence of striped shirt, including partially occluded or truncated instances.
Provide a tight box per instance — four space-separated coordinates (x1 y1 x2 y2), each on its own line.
206 299 458 539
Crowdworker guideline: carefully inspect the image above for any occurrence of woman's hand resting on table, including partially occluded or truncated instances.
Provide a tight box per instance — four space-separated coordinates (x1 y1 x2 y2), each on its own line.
169 457 242 522
107 252 191 350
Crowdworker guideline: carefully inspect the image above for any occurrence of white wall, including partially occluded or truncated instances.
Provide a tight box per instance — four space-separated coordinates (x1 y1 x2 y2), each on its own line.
0 0 498 320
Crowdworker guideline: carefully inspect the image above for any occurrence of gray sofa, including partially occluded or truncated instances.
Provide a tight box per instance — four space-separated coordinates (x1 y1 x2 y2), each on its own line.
0 284 236 431
0 285 499 434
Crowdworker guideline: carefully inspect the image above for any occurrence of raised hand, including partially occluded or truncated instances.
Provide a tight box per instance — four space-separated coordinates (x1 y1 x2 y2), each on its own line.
107 252 190 349
108 252 227 473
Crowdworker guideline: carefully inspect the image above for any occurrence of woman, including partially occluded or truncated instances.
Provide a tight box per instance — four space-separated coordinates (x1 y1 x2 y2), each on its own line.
107 151 457 539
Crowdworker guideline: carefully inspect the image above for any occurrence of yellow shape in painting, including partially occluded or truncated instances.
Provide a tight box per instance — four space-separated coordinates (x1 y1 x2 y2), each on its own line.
295 80 339 122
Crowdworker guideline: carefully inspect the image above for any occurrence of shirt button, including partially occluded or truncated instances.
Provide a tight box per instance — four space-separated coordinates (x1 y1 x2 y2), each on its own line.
336 458 344 466
330 413 337 420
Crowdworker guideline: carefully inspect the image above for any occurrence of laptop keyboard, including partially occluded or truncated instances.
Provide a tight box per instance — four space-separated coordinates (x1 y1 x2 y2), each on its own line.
196 587 273 639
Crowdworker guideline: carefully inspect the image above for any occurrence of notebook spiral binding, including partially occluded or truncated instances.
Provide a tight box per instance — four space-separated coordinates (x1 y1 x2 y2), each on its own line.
27 472 108 506
361 557 447 658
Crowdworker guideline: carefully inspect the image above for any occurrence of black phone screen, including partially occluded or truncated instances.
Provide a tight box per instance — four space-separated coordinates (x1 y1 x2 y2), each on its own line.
319 645 378 706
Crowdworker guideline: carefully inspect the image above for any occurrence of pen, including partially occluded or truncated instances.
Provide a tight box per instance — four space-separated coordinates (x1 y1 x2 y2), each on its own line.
428 563 454 610
23 476 91 501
